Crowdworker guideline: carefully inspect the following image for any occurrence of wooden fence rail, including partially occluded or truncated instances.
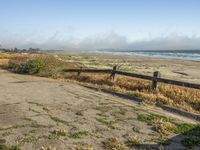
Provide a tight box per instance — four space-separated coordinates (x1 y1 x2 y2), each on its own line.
63 67 200 90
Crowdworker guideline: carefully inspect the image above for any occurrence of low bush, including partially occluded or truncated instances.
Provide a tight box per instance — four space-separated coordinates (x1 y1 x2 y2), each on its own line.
6 55 77 77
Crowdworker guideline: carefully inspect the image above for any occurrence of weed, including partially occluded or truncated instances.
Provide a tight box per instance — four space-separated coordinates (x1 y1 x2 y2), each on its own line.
173 123 198 134
40 146 57 150
153 120 175 135
72 143 93 150
102 138 128 150
52 129 67 136
125 136 143 147
137 114 171 124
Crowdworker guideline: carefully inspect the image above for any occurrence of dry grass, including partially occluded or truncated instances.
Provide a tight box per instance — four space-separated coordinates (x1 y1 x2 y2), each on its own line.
125 136 143 146
65 73 200 114
0 52 13 59
1 52 200 114
2 53 78 78
72 144 93 150
102 138 128 150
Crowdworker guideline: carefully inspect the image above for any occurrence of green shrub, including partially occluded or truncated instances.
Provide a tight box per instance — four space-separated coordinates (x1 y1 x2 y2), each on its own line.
17 59 44 74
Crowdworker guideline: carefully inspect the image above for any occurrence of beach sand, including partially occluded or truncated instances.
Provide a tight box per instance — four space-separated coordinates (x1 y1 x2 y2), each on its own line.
59 52 200 84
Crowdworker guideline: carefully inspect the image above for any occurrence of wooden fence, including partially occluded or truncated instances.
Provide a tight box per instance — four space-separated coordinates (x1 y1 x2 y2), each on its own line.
63 66 200 90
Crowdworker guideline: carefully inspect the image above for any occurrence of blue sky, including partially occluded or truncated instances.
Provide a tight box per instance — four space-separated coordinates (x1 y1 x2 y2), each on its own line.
0 0 200 50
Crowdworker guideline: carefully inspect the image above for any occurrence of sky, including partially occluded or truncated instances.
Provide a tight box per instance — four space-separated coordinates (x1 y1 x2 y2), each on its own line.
0 0 200 50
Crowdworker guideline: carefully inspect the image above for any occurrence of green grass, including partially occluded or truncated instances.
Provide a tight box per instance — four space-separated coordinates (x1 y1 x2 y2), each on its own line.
174 123 198 134
137 113 200 148
137 113 200 137
137 114 171 124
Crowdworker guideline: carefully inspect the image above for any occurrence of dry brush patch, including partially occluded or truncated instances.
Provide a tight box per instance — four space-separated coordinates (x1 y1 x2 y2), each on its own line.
65 73 200 114
1 53 78 78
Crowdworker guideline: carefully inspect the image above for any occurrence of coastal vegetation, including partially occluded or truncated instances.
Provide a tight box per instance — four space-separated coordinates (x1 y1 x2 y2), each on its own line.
0 52 200 114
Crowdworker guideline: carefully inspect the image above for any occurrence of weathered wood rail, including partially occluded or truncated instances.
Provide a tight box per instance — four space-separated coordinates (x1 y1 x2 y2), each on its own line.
63 67 200 90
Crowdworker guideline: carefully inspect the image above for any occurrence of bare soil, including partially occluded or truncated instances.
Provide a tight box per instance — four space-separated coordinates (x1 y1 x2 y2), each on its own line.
0 69 199 150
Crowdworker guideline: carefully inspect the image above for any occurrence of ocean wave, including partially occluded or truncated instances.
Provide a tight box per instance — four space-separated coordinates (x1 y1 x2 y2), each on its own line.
96 50 200 61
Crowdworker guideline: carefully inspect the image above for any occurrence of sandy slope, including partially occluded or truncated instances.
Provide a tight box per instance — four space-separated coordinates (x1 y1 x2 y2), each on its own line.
0 69 199 150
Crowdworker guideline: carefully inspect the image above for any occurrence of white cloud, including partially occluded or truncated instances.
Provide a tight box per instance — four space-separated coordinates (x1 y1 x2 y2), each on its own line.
1 31 200 50
128 34 200 50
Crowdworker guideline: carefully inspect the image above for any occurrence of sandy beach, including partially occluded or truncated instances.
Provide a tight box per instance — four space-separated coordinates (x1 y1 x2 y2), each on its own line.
59 52 200 84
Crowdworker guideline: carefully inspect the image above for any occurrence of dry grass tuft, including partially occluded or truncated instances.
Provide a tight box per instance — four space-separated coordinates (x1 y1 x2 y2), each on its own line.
40 146 57 150
52 129 67 136
72 144 93 150
153 119 176 135
102 138 128 150
125 136 143 147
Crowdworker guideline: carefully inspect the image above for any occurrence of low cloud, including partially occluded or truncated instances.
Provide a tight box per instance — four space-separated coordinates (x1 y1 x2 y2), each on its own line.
128 35 200 50
1 31 200 50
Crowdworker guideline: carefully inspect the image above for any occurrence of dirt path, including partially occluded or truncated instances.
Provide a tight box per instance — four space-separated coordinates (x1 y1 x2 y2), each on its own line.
0 69 199 150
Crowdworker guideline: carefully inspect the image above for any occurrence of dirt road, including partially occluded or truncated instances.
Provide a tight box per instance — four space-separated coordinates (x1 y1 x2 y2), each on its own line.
0 69 199 150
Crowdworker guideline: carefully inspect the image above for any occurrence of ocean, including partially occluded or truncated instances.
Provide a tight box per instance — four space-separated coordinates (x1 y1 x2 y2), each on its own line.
97 50 200 61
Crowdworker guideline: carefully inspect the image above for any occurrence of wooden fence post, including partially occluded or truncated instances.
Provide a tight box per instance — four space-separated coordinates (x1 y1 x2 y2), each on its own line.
110 66 117 81
77 67 82 76
152 71 161 90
